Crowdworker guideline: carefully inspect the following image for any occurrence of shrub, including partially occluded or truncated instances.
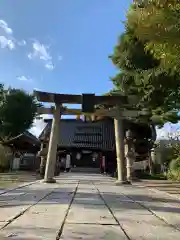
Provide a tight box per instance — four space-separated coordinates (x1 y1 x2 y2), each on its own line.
0 144 12 172
167 157 180 181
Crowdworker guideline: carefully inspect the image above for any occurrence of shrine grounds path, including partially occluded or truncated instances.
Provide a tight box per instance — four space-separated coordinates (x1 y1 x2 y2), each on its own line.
0 173 180 239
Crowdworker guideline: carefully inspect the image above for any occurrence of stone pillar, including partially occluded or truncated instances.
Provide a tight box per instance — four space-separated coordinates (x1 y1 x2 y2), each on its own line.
40 156 46 178
125 140 135 183
114 115 126 184
43 104 61 183
39 142 46 178
149 148 155 175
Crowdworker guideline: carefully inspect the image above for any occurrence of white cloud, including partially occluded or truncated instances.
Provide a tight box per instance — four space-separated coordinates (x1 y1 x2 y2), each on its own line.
0 20 13 35
17 75 33 83
58 55 63 61
30 114 51 137
27 53 33 59
18 40 26 46
156 122 180 140
33 87 41 91
45 62 54 70
0 36 15 50
156 127 168 140
0 20 15 50
0 19 26 51
28 40 54 70
30 119 46 137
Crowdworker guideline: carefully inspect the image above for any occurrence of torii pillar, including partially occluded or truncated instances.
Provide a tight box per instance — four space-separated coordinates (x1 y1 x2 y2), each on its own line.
43 104 61 183
114 109 126 184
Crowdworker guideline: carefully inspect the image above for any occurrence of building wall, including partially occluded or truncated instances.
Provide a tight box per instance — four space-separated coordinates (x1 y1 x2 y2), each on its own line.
20 153 39 171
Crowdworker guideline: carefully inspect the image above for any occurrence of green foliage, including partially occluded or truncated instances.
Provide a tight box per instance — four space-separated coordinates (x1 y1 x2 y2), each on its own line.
169 157 180 171
0 144 12 171
168 157 180 181
0 84 40 140
171 142 180 158
166 142 180 181
110 29 159 71
109 3 180 127
128 0 180 72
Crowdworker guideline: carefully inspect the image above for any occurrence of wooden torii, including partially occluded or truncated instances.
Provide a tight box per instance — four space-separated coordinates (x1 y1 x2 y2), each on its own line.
34 90 142 184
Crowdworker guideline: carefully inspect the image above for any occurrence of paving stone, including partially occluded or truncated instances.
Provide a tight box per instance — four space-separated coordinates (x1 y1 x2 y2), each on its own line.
60 224 127 240
0 226 59 240
73 192 104 205
0 193 24 202
0 221 7 229
0 205 28 222
0 189 54 222
66 204 117 225
107 201 151 214
146 206 180 230
0 201 9 207
0 212 66 239
1 173 180 239
0 201 70 239
77 188 98 194
102 193 133 203
113 211 180 240
73 197 104 205
113 184 180 231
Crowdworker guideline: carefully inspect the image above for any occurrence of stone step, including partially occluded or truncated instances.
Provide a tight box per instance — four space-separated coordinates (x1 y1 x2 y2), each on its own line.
71 167 100 173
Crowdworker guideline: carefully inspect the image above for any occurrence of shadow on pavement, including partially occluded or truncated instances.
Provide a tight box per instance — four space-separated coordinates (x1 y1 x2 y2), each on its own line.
1 187 180 214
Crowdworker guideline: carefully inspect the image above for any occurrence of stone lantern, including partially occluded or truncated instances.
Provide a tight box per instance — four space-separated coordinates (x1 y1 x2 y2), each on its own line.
125 129 135 183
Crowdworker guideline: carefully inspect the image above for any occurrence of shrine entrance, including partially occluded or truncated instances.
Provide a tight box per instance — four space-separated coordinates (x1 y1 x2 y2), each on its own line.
74 151 99 168
34 90 147 185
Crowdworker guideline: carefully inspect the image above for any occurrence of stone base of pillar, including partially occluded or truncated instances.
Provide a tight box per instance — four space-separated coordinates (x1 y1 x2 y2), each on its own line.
125 180 132 185
131 176 140 182
115 180 133 185
115 180 128 185
42 178 56 183
40 166 45 179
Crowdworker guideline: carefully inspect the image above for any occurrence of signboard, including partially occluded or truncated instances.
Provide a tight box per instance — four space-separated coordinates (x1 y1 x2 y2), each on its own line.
82 94 95 113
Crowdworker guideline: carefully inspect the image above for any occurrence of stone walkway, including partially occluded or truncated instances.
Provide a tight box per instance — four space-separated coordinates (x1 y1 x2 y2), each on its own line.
0 173 180 239
135 179 180 197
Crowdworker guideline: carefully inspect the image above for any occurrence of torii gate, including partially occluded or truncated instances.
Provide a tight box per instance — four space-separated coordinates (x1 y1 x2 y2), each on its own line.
34 90 142 184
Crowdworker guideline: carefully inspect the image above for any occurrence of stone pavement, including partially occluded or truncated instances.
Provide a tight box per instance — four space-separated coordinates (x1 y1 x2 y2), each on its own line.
0 173 180 239
135 179 180 197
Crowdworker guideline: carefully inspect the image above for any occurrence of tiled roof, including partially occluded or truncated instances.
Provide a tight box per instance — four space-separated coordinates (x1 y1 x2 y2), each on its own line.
39 118 153 152
5 131 40 146
40 119 115 151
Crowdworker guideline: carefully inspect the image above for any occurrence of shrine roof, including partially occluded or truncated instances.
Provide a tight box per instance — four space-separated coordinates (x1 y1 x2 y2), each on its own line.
39 119 115 151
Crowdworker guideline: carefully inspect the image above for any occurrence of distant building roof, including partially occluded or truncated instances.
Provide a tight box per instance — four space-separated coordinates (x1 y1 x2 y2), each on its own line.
6 131 40 145
3 131 40 152
40 119 115 151
40 118 154 152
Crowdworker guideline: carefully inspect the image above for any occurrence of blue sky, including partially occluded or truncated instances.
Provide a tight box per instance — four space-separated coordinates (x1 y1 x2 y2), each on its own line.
0 0 177 138
0 0 131 95
0 0 132 135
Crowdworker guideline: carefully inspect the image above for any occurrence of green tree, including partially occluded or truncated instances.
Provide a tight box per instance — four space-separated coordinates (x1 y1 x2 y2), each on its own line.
109 23 180 128
128 0 180 72
0 84 40 140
